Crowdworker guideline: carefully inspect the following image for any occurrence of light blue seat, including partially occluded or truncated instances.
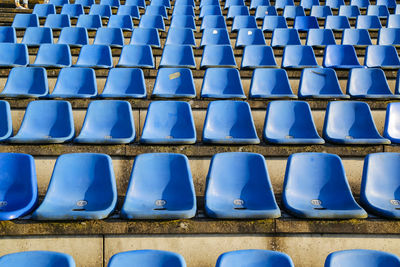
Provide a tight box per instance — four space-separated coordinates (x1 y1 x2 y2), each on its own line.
170 15 196 29
251 0 270 9
200 45 236 68
159 45 195 68
341 28 372 46
339 5 360 17
152 68 196 98
22 27 53 47
351 0 370 9
0 27 16 43
201 15 227 30
0 251 75 267
282 45 319 68
255 6 277 19
241 45 278 69
138 15 165 31
108 250 186 267
347 68 397 98
125 0 145 8
378 28 400 46
224 0 245 9
311 5 332 18
236 28 266 47
283 6 305 19
306 28 336 46
100 0 120 7
172 5 195 16
205 152 280 219
200 0 219 7
61 4 84 18
76 14 102 29
298 68 348 98
323 101 390 144
326 0 344 9
200 28 230 47
1 67 48 98
227 6 250 19
367 5 389 18
300 0 319 9
264 101 324 144
356 15 382 29
165 28 195 46
283 153 367 219
325 15 351 30
294 16 319 31
32 4 56 18
145 5 167 18
275 0 294 9
150 0 170 9
203 101 260 144
377 0 396 8
271 28 301 47
32 153 117 220
200 5 222 18
75 0 94 7
51 68 97 98
94 27 124 47
12 14 39 29
388 14 400 28
49 0 69 6
365 45 400 69
44 14 71 29
58 27 88 47
201 68 245 99
231 15 257 32
262 16 288 31
89 4 112 18
249 68 296 98
140 101 196 144
107 15 134 31
323 45 362 68
117 5 140 19
101 68 146 98
175 0 195 6
117 44 154 68
325 249 400 267
9 100 74 144
0 43 28 67
121 153 196 219
31 44 71 68
75 44 113 68
130 28 160 47
216 250 294 267
75 100 135 144
0 101 11 141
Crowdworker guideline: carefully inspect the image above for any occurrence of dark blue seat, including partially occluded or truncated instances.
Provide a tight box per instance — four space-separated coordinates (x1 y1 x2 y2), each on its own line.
200 5 222 18
0 251 75 267
32 153 117 220
306 29 336 46
108 250 186 267
201 15 227 30
249 68 296 98
231 15 257 32
341 29 372 46
165 28 195 46
170 15 196 30
255 6 277 19
241 45 277 68
138 15 165 31
32 4 56 18
216 250 294 267
159 45 195 68
0 44 28 67
0 27 16 43
262 16 288 32
299 68 348 98
9 100 74 144
61 4 84 18
365 45 400 68
200 45 236 68
12 14 39 29
173 5 195 16
367 5 389 18
130 28 160 47
325 15 351 30
283 6 305 19
101 68 146 98
351 0 370 9
51 68 97 98
76 14 103 29
58 27 89 47
300 0 320 9
200 28 230 46
385 103 400 143
203 101 260 144
356 15 382 29
275 0 294 9
200 0 219 7
117 5 140 19
226 6 250 19
89 4 112 18
152 68 196 98
224 0 245 9
49 0 69 6
121 153 196 219
271 28 301 47
323 45 362 68
22 27 53 47
44 14 71 29
282 45 319 68
251 0 270 9
2 67 48 98
201 68 245 99
323 101 390 144
31 44 71 68
339 5 360 18
94 27 124 47
117 45 154 68
125 0 145 8
325 0 344 9
388 14 400 28
283 152 368 219
236 28 266 47
378 28 400 46
75 0 94 7
0 101 11 141
205 152 280 219
294 16 319 30
145 5 167 18
107 15 134 31
311 5 332 18
100 0 120 7
75 44 113 68
325 249 400 267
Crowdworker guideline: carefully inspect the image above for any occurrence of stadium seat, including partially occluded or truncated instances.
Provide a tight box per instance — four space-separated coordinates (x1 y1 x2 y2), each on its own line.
31 44 71 68
200 5 223 18
125 0 145 8
51 68 97 98
32 4 56 18
377 0 396 8
378 28 400 46
281 45 319 68
387 14 400 28
117 5 140 19
306 29 336 46
75 44 113 68
0 251 75 267
216 250 294 267
49 0 69 6
283 6 305 19
76 14 102 29
347 68 397 98
367 5 389 18
200 28 230 46
262 16 288 31
231 15 257 32
1 67 48 98
364 45 400 68
0 43 28 67
165 28 195 46
201 15 227 30
203 101 260 144
12 14 39 29
170 15 196 29
325 249 400 267
150 0 170 8
121 153 196 219
271 28 301 47
283 152 368 219
0 101 11 141
130 28 160 47
117 45 154 68
58 27 89 47
93 27 124 47
226 6 250 19
145 5 167 18
385 103 400 143
22 27 53 46
101 68 146 98
325 15 351 30
255 6 277 19
159 45 195 68
339 5 360 17
205 152 280 218
32 153 117 220
311 5 332 18
300 0 320 9
75 0 94 7
224 0 245 9
152 68 196 98
9 100 74 143
200 0 219 7
249 68 296 98
275 0 294 9
44 14 71 29
298 68 348 98
251 0 270 9
60 4 84 18
100 0 120 7
323 45 362 68
241 45 278 68
175 0 195 6
107 15 134 31
325 0 344 9
293 16 319 31
138 15 165 31
75 100 135 144
263 101 324 144
172 5 195 16
0 27 16 43
201 68 245 99
356 15 382 29
351 0 370 9
140 101 196 144
341 29 372 46
89 4 112 18
108 250 186 267
323 101 390 144
200 45 236 68
236 28 266 47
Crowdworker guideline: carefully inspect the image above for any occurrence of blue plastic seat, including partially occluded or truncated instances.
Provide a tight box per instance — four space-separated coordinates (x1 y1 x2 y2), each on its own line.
205 152 280 219
138 15 165 31
378 28 400 46
201 68 245 99
152 68 195 98
275 0 294 9
31 44 71 68
203 101 260 144
323 45 362 68
224 0 245 9
200 28 230 46
175 0 195 6
22 27 53 47
227 6 250 19
200 0 219 7
150 0 170 8
10 100 74 143
77 14 102 29
249 68 296 98
300 0 320 9
236 28 266 47
0 251 75 267
61 4 84 18
108 250 186 267
107 15 134 31
283 153 367 219
325 0 344 9
101 68 146 98
33 4 56 18
255 6 277 19
377 0 396 8
351 0 370 9
251 0 270 9
282 45 319 68
339 5 360 17
173 5 195 16
216 250 294 267
323 101 390 144
294 16 319 30
165 28 195 46
121 153 196 219
75 44 113 68
129 28 160 47
0 27 16 43
311 5 332 18
32 153 116 220
262 16 288 31
2 67 48 98
201 15 227 30
388 14 400 28
264 101 324 144
117 44 154 68
125 0 145 8
140 101 196 144
159 45 195 68
89 4 112 18
271 28 301 47
356 15 382 29
44 14 71 29
201 45 236 68
365 45 400 68
12 14 39 29
325 249 400 267
241 45 277 69
170 15 196 29
0 101 11 141
145 5 167 18
0 44 28 67
298 68 348 98
75 0 94 7
100 0 120 7
200 5 223 18
51 68 97 98
325 15 351 30
306 28 336 46
49 0 69 6
94 27 124 47
117 5 140 19
283 6 305 19
58 27 88 47
231 15 257 32
341 29 372 46
367 5 389 18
